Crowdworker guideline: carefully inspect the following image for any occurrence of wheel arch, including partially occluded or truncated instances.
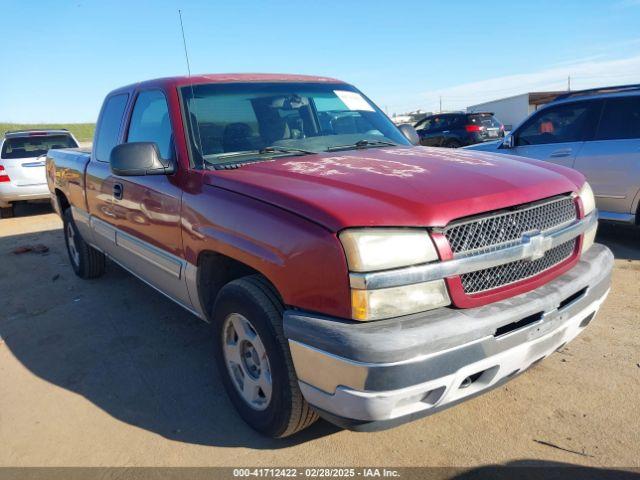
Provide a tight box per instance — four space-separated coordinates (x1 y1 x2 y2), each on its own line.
196 250 283 321
55 188 71 212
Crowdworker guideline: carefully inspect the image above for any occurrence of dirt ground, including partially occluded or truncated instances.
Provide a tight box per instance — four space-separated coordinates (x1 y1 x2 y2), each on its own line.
1 203 638 469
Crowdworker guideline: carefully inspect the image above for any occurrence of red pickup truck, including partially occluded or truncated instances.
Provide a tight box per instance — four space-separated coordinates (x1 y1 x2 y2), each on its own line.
47 74 613 438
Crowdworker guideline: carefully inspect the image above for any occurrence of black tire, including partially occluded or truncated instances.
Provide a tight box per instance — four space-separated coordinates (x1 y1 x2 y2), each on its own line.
1 205 14 218
212 275 318 438
62 208 105 279
444 140 462 148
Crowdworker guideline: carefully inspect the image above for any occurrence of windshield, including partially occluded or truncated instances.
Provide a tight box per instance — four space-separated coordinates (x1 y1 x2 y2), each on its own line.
180 82 410 168
1 134 78 159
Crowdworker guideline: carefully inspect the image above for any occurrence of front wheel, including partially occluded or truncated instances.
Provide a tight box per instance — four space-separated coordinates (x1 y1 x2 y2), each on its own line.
63 208 105 279
212 275 318 438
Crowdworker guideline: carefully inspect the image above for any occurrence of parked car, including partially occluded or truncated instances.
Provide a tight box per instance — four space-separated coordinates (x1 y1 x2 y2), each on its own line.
414 112 504 148
47 73 612 438
465 84 640 225
0 129 79 217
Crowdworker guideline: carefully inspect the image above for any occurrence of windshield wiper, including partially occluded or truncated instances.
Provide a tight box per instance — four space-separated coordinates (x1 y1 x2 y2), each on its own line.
210 146 316 162
206 146 316 170
258 145 316 155
326 139 397 152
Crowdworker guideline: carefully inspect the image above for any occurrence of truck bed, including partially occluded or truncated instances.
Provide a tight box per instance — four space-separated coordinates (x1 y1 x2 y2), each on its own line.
46 148 92 212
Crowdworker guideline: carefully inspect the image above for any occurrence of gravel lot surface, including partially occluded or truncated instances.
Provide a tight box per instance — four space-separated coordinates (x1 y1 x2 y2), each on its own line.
1 203 638 470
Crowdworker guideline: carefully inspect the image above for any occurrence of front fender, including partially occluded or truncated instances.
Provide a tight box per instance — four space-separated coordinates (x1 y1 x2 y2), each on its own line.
181 184 352 319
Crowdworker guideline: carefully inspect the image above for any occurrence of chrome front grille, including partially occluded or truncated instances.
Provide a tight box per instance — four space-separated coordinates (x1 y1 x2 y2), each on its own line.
444 195 577 256
460 239 577 294
442 195 578 295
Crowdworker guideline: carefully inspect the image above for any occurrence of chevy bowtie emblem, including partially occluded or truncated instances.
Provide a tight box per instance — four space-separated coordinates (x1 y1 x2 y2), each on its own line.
522 231 553 261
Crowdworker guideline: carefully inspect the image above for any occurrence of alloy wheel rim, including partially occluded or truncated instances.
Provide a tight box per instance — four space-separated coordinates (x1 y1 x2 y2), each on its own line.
66 223 80 267
222 313 273 411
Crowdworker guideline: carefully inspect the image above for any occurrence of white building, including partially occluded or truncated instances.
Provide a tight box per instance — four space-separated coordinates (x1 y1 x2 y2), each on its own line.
467 92 564 130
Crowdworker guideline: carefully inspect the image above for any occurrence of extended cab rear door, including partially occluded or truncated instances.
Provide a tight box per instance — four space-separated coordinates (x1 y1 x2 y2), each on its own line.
510 100 602 169
85 93 130 253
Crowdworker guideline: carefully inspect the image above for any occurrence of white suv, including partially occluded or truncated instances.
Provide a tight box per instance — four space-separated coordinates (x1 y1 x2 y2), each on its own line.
0 129 79 217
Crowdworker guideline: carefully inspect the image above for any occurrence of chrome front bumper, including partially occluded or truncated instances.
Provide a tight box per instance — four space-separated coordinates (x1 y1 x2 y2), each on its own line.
284 244 613 429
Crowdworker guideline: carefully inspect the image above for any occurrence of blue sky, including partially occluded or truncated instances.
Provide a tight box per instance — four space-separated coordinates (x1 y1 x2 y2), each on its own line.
2 0 640 122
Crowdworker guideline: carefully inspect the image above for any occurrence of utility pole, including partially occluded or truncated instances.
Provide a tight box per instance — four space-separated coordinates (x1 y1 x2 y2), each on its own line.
439 96 442 113
567 75 571 91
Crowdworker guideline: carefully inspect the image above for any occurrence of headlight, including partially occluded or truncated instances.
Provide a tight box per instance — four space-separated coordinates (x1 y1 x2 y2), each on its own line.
578 181 596 216
351 280 450 321
578 182 597 254
339 228 439 272
339 228 450 321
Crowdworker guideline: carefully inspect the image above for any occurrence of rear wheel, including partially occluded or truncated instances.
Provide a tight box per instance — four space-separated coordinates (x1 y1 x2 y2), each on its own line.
63 208 105 279
444 139 462 148
212 275 318 438
0 205 14 218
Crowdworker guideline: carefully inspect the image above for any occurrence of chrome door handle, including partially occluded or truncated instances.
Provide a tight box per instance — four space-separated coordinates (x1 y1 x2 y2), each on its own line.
550 149 572 158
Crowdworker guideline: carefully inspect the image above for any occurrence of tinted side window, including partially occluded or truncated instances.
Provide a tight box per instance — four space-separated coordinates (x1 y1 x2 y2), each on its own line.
516 102 592 146
127 90 173 159
426 116 451 131
595 97 640 141
415 117 434 130
95 94 128 162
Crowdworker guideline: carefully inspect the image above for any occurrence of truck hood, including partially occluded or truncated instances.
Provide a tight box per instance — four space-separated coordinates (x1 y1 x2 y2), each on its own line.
204 146 584 231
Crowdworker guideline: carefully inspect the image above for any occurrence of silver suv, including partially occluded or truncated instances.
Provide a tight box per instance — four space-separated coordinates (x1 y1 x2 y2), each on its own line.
0 129 79 218
465 85 640 225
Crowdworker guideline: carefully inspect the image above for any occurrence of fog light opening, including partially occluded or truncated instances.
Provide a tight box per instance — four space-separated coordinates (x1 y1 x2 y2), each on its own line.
579 311 596 328
459 365 500 390
459 371 483 389
420 386 446 406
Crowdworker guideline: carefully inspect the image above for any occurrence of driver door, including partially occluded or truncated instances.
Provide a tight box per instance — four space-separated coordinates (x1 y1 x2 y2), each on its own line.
511 100 602 169
109 89 190 307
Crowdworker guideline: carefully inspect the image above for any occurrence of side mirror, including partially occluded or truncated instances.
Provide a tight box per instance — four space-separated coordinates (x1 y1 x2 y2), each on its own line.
501 134 514 149
110 142 175 176
398 124 420 145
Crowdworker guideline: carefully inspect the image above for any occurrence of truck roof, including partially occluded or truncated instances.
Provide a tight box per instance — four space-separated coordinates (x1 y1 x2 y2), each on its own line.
112 73 345 94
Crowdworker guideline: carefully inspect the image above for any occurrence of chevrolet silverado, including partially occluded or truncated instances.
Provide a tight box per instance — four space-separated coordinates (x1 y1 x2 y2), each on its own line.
46 74 613 438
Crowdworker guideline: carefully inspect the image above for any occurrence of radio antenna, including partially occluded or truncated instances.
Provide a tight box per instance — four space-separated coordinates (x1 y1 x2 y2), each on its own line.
178 10 192 77
178 9 203 164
